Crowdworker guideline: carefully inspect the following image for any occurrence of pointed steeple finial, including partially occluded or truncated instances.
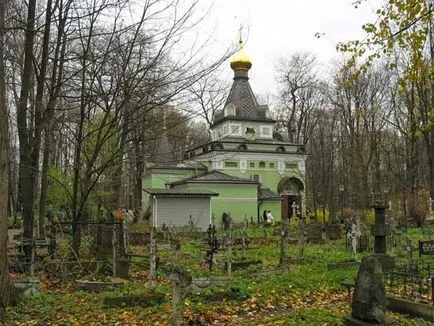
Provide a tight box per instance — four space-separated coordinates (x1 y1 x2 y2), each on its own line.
230 25 252 75
238 24 243 47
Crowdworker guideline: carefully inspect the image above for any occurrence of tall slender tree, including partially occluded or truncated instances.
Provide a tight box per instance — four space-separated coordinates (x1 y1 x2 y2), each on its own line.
0 0 16 315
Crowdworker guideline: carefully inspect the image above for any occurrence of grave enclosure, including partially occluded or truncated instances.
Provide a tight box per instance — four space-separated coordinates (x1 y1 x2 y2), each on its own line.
9 206 434 325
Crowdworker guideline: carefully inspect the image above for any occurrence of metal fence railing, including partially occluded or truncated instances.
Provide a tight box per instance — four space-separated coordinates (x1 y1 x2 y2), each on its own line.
385 262 434 304
51 221 126 260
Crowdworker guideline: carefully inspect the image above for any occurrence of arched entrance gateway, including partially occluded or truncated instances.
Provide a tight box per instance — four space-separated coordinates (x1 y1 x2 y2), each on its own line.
278 177 304 220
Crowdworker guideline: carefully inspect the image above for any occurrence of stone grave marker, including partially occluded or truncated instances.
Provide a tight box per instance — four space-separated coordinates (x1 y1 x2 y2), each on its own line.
344 256 394 325
306 219 323 244
96 224 114 259
371 201 395 270
425 197 434 226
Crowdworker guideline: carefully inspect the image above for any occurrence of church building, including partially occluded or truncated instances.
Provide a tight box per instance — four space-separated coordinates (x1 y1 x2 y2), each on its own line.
143 42 307 230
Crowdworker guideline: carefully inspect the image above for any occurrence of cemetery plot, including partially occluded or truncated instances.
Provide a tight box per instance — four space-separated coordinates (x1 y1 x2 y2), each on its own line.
419 240 434 256
8 218 434 325
385 262 434 303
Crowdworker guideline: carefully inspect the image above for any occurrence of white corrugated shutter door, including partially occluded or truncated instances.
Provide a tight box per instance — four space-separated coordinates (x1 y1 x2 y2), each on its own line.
157 197 210 231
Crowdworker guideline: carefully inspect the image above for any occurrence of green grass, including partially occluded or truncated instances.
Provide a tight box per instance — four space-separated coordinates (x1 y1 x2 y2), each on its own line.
6 227 434 325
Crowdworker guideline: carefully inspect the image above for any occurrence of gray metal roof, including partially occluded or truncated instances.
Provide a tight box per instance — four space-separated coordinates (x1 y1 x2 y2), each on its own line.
143 188 219 197
171 170 259 186
147 161 207 171
258 188 281 201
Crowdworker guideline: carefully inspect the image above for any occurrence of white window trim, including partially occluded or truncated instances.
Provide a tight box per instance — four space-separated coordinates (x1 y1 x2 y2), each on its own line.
260 125 272 138
223 125 228 136
278 159 285 174
224 104 236 117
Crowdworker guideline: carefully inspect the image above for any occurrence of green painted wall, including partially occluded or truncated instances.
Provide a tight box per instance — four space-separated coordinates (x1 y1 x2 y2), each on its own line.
217 167 306 218
142 169 198 212
142 153 307 223
173 183 258 224
219 166 302 192
260 201 282 221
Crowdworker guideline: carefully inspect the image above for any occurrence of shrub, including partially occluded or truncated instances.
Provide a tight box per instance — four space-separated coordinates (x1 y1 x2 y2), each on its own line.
315 208 330 224
359 209 375 225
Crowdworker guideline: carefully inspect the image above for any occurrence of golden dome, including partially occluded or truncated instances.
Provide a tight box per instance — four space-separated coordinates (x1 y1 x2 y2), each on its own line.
230 41 252 71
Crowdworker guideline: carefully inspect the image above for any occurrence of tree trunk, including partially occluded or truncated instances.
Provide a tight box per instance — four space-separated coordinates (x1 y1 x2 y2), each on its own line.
35 0 54 237
17 0 37 260
38 132 51 237
0 0 17 314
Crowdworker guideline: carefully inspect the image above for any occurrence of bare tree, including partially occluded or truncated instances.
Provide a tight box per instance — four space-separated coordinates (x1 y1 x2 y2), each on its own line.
0 0 17 314
16 0 38 259
332 63 391 209
187 72 229 127
275 52 323 144
54 0 229 254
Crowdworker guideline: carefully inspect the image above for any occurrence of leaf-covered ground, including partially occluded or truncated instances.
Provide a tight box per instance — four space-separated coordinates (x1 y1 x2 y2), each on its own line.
4 227 434 325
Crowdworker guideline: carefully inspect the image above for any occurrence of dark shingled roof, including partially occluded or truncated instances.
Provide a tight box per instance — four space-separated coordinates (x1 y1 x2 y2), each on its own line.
171 170 259 186
143 188 219 197
258 188 281 201
212 63 274 125
224 77 258 118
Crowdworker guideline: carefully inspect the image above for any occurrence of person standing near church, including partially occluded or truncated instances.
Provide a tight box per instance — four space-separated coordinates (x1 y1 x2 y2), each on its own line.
263 210 267 223
266 210 274 224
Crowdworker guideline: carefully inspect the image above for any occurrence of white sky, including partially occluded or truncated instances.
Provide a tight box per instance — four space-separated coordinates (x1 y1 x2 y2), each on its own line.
197 0 381 96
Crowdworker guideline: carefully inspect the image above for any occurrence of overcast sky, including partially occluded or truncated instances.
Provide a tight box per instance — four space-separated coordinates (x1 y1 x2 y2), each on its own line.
197 0 381 97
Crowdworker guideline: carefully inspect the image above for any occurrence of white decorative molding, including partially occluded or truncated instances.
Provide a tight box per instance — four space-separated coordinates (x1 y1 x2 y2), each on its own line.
213 159 223 169
223 125 228 136
240 159 247 173
229 123 242 136
298 160 306 175
260 125 272 139
277 159 285 174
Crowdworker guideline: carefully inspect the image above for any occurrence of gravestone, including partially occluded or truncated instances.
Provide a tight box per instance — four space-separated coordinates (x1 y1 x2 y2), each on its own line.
306 219 323 244
96 225 114 259
371 201 395 270
344 256 394 325
426 197 434 226
327 209 343 239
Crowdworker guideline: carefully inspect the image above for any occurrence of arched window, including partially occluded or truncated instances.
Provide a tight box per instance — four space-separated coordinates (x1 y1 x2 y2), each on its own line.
224 104 236 117
212 142 224 150
276 146 286 152
238 144 247 151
